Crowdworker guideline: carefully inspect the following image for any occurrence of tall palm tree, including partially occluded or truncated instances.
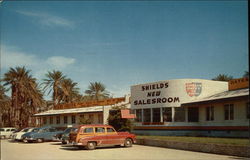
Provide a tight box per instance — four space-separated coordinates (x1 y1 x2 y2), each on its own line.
58 78 80 103
212 74 233 82
42 70 66 106
84 82 110 101
2 66 44 128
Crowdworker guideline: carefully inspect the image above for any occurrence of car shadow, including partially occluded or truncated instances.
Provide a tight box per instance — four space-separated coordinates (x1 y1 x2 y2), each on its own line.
229 157 249 160
60 146 82 151
60 145 127 151
50 142 62 145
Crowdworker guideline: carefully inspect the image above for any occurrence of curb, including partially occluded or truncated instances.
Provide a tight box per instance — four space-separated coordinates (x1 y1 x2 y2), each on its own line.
136 138 250 158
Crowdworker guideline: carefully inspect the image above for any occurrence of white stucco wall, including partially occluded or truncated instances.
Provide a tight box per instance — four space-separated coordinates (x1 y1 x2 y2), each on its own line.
198 100 249 126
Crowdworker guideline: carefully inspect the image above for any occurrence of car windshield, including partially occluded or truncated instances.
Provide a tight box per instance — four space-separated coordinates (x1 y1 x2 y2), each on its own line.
32 128 39 132
23 128 30 132
64 128 73 133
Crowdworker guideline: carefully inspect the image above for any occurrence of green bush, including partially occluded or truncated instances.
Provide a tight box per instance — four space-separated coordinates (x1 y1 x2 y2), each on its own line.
107 106 134 132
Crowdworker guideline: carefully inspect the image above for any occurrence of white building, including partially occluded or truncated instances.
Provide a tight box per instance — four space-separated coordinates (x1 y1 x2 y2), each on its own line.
34 96 131 128
131 78 249 137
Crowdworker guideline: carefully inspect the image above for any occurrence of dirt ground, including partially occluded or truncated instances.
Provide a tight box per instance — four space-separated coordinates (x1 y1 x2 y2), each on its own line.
0 139 247 160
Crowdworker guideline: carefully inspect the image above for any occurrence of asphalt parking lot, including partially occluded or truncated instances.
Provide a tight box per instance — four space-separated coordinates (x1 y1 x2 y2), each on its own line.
0 140 248 160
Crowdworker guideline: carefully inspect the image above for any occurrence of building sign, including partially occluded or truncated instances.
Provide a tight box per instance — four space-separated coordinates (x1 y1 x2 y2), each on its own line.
185 82 202 97
131 79 229 109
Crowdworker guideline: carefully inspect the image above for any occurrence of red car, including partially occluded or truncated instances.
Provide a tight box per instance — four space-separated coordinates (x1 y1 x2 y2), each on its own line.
69 124 136 150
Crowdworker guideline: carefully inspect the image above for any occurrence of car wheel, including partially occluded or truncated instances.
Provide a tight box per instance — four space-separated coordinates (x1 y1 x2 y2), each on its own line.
36 138 43 143
0 135 6 139
62 140 67 144
124 138 132 147
86 142 96 150
23 139 28 143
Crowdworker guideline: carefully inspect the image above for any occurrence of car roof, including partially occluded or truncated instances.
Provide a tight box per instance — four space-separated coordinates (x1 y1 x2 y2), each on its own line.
78 124 113 128
0 127 16 129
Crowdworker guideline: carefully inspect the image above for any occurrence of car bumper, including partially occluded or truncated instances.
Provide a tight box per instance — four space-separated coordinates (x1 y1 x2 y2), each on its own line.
68 141 82 146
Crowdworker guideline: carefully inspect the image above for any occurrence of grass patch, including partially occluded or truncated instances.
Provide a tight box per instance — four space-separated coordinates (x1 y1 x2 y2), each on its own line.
137 135 250 146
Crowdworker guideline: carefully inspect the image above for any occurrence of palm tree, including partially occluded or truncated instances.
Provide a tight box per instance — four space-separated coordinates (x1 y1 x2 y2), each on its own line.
58 78 80 103
212 74 233 81
243 71 249 78
0 84 11 127
42 70 66 106
84 82 110 101
2 66 44 128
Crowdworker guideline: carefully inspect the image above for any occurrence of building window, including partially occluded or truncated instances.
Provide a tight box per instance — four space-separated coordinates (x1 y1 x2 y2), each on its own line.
64 116 68 124
246 102 250 119
224 104 234 120
56 116 60 124
89 114 94 123
206 106 214 121
143 109 151 122
71 115 76 124
49 117 53 124
135 109 142 122
152 108 161 122
162 108 172 122
174 107 185 122
43 117 47 124
98 114 103 124
188 107 199 122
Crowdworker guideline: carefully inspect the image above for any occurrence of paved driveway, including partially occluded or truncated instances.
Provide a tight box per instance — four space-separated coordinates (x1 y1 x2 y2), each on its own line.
0 140 247 160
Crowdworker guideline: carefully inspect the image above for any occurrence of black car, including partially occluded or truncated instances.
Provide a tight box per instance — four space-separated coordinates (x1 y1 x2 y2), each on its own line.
55 127 78 144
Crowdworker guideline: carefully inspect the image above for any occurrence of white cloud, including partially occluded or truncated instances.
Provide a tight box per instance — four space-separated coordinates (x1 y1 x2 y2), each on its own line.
1 45 39 68
1 45 76 80
16 10 74 28
46 56 75 69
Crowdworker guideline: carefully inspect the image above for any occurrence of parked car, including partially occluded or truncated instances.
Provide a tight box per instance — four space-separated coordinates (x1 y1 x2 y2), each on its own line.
54 127 78 144
0 127 17 139
22 126 64 143
68 124 136 150
12 127 35 141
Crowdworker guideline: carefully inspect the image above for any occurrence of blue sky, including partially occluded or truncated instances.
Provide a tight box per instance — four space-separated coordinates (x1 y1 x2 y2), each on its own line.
0 1 248 99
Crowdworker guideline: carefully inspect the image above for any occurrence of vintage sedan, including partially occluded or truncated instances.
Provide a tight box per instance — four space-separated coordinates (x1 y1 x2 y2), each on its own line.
69 124 136 150
61 127 78 144
22 126 64 143
0 127 17 139
12 127 35 141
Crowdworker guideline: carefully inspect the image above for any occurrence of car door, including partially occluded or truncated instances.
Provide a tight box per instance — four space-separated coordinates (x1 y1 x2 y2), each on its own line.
46 128 57 140
94 127 107 145
105 127 121 145
78 127 94 141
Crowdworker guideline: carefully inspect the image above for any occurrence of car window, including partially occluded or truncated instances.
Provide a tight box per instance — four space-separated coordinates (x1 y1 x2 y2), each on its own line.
64 128 72 133
83 128 93 133
23 128 29 132
95 127 105 133
33 128 39 132
11 129 16 131
72 128 78 133
41 128 48 132
6 129 11 132
49 128 56 132
107 128 115 133
0 129 4 131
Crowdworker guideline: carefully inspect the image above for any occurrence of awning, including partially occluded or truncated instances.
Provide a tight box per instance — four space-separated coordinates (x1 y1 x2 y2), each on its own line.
182 88 249 106
34 106 103 116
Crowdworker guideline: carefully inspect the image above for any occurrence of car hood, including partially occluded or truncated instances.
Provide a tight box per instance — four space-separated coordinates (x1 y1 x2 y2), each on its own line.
22 132 35 137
